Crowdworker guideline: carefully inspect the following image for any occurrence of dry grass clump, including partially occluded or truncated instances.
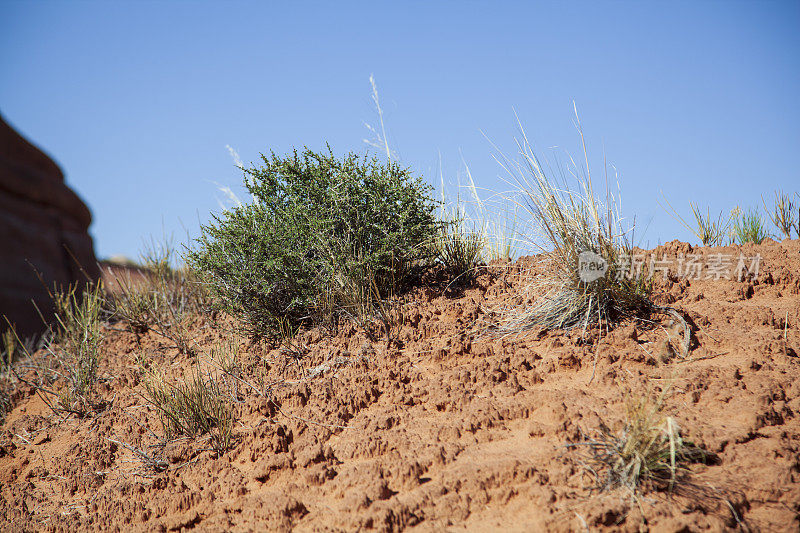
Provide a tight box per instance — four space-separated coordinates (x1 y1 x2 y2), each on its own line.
662 199 730 247
763 190 797 239
0 330 14 422
688 203 728 246
572 389 706 493
1 329 15 370
496 117 654 334
107 237 209 354
435 207 486 285
143 366 234 455
41 283 106 414
0 373 11 423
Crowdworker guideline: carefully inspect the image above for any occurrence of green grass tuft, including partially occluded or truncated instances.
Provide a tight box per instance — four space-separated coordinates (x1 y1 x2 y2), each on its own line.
731 207 770 244
143 366 234 455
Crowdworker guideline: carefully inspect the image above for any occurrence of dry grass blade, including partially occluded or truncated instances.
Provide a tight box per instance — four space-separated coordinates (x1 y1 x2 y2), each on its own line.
0 327 17 422
107 437 168 472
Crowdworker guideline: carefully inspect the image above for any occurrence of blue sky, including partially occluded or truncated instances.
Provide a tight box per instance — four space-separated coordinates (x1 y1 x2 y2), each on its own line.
1 0 798 259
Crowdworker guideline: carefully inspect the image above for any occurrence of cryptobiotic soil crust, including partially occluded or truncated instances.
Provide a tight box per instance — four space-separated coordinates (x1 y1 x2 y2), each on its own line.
1 239 799 532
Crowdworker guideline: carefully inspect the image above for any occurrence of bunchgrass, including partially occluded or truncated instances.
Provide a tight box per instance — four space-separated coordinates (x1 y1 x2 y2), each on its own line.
208 337 242 376
441 155 523 264
731 207 770 244
13 282 109 415
52 283 104 411
1 329 15 370
661 198 729 246
143 365 234 455
0 374 10 423
494 114 654 334
572 388 706 493
435 206 486 284
689 203 728 246
107 235 208 353
763 190 796 240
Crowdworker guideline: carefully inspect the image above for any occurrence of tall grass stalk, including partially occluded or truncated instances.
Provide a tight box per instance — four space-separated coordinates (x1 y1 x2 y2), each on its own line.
363 74 394 161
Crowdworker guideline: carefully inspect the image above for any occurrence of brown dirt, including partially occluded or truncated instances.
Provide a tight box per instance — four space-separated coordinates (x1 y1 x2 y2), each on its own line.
1 239 799 532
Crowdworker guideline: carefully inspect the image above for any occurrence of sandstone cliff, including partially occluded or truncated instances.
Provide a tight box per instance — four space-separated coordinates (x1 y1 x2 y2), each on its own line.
0 114 99 340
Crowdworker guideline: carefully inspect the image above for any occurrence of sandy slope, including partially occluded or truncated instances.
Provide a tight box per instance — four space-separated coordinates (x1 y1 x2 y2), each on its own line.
1 240 799 532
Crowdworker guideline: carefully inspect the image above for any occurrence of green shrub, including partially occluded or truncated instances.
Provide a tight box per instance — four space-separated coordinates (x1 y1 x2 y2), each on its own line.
187 147 440 337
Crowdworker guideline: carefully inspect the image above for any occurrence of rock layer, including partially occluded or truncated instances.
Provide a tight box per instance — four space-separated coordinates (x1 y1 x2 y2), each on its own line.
0 113 99 340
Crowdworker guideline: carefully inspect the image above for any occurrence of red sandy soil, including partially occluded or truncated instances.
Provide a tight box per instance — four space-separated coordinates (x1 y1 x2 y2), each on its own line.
1 240 799 532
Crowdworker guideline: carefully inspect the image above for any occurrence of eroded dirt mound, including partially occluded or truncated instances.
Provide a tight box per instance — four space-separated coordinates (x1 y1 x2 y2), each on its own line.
1 240 799 532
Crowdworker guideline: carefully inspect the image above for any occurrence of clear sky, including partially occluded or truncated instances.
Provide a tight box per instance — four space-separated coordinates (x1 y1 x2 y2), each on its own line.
2 0 798 260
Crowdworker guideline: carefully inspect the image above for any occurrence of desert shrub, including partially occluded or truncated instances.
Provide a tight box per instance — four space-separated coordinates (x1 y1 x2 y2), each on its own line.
187 147 440 337
143 366 234 454
763 190 796 239
731 207 770 244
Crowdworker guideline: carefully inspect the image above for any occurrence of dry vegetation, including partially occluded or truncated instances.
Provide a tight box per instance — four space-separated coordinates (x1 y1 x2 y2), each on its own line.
1 141 798 531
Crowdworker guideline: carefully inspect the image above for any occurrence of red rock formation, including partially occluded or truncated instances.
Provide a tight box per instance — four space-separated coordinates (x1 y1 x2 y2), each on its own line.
0 113 99 340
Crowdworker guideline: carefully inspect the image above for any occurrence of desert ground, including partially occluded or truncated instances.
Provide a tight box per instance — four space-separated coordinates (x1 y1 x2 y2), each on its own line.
1 239 798 532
